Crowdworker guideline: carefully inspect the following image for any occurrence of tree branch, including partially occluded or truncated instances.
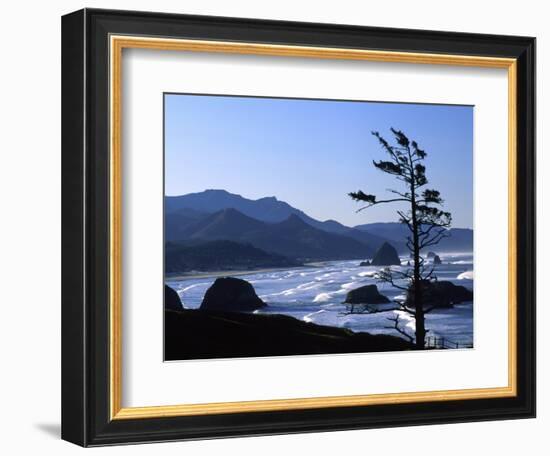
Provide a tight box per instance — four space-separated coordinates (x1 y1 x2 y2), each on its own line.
376 268 409 291
419 231 449 249
384 314 415 343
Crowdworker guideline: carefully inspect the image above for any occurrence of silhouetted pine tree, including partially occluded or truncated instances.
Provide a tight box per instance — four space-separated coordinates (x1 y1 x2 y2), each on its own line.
349 128 451 349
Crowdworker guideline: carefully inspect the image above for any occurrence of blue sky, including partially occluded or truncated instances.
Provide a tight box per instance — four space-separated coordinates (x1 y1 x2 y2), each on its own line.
165 94 473 228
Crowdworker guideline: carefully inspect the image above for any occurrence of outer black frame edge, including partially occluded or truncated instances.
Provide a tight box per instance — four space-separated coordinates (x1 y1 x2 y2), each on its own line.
61 8 88 448
515 38 537 421
61 7 536 447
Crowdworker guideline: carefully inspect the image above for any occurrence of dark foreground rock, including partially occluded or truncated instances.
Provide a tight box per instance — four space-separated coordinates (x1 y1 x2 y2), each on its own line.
344 284 390 304
165 285 184 311
371 242 401 266
407 280 473 309
200 277 265 312
164 309 412 360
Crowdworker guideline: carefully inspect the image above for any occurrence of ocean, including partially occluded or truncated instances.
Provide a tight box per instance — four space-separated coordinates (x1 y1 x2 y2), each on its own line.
166 252 474 348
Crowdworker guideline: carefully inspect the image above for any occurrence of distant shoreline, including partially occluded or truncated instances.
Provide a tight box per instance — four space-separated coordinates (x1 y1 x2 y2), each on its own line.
165 261 333 281
164 254 472 282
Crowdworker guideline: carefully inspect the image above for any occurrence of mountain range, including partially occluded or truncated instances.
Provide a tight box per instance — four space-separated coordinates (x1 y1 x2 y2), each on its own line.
168 190 390 243
354 222 473 252
165 190 473 272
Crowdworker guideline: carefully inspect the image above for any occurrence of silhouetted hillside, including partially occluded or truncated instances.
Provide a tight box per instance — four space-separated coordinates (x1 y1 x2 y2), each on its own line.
165 189 304 223
165 239 299 273
185 208 265 241
175 209 374 261
165 207 210 241
165 309 412 360
165 190 395 252
165 191 471 256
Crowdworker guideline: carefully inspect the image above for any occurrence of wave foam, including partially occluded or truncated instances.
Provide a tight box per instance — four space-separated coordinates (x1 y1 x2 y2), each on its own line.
457 270 474 280
303 310 326 323
342 281 360 290
358 271 378 278
313 293 332 303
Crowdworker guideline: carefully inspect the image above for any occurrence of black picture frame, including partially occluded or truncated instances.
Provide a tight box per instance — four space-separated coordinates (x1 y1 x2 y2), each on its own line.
62 8 536 447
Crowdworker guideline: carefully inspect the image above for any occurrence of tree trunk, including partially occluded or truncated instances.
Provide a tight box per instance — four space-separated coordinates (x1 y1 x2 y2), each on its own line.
411 182 425 349
415 308 426 349
412 238 426 349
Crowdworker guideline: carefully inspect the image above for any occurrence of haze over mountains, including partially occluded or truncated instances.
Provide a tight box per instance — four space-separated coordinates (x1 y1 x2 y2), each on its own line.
165 190 473 273
354 222 474 252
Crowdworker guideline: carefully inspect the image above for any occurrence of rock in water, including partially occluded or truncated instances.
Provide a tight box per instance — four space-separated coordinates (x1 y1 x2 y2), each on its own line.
344 284 390 304
200 277 265 312
427 251 437 258
359 260 371 266
371 242 401 266
165 284 184 311
433 254 442 265
406 280 473 309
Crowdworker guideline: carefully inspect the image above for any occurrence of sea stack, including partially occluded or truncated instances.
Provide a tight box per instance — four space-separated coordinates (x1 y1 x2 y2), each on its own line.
371 242 401 266
200 277 266 312
165 284 184 311
344 284 390 304
406 280 473 309
433 254 442 265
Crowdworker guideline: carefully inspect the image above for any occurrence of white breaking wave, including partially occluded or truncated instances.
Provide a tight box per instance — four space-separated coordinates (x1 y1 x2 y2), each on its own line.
296 281 321 291
341 281 360 290
313 293 332 303
180 283 206 292
358 270 378 278
457 270 474 280
303 309 326 323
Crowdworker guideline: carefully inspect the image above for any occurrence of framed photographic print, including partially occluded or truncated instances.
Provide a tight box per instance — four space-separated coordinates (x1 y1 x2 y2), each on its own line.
61 8 536 447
